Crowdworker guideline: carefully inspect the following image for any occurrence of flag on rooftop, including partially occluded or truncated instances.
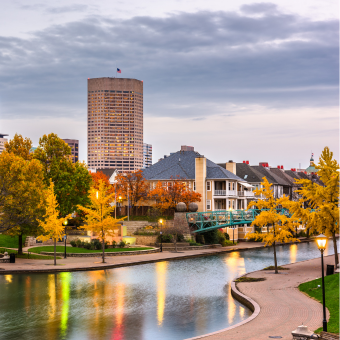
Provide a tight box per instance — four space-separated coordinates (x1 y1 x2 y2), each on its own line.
117 68 121 73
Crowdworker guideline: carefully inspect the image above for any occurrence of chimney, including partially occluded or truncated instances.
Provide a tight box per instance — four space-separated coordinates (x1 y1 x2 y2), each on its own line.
181 145 194 152
259 162 269 167
226 160 236 174
195 156 207 212
277 165 280 169
246 160 249 164
243 161 246 163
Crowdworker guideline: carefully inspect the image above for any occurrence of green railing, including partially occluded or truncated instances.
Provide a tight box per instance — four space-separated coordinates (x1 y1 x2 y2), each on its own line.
186 208 291 233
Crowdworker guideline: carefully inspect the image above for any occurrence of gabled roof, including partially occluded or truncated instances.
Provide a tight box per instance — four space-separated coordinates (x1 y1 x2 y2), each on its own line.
97 168 118 178
251 166 288 186
233 163 265 183
269 168 295 186
142 150 243 181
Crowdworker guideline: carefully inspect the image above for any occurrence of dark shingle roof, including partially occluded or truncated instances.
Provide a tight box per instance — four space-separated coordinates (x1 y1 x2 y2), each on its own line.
251 166 288 186
233 163 264 183
142 151 243 181
269 168 295 186
97 168 117 178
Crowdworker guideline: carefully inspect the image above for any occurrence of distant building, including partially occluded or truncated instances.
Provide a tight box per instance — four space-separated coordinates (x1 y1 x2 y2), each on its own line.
143 143 152 168
62 139 79 163
305 153 318 175
87 77 144 173
0 134 8 154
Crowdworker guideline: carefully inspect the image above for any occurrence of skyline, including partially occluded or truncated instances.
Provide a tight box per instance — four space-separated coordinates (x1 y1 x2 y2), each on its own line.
0 1 338 168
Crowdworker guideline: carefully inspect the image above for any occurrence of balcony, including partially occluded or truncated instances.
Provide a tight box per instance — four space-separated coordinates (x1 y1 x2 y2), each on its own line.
214 190 226 196
238 191 255 197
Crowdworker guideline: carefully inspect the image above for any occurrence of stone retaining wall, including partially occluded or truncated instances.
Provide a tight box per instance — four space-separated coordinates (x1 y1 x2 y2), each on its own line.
40 248 159 257
135 235 158 245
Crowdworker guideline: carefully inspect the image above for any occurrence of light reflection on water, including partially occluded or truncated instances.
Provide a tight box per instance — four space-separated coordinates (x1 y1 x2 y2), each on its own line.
0 240 337 340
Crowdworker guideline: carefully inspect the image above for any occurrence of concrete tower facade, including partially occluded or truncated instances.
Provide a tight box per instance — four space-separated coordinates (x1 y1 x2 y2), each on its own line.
87 78 143 172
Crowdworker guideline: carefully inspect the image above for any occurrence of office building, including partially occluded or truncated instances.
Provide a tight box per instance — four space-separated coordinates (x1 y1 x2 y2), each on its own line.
62 139 79 163
0 133 8 154
87 77 143 173
143 143 152 168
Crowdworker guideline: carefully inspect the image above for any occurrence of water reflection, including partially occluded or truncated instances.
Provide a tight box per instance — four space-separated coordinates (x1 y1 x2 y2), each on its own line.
156 262 167 326
0 240 337 340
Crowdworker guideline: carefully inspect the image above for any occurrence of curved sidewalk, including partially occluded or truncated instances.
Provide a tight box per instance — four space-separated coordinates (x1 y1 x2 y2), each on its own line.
187 255 336 340
0 241 265 274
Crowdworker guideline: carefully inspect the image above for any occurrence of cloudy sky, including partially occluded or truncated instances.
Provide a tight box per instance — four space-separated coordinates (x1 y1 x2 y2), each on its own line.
0 0 338 168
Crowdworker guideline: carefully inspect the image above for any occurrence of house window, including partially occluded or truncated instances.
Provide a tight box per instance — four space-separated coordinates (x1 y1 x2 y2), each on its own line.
193 181 196 191
228 182 231 190
206 181 211 191
232 182 235 190
228 200 231 209
232 201 235 209
207 200 211 210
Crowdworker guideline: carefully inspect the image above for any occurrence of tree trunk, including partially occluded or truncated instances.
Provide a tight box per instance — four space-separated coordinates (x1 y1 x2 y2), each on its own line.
332 232 339 268
273 241 278 274
306 225 310 238
174 239 177 253
18 233 23 255
54 238 57 266
102 237 105 263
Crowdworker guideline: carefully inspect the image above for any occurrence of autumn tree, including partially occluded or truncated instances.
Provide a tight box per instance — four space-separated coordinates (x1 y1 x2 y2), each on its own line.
246 177 299 274
34 133 92 217
288 147 339 267
4 133 33 160
38 181 71 265
148 179 201 212
0 152 46 253
116 170 149 211
77 180 125 263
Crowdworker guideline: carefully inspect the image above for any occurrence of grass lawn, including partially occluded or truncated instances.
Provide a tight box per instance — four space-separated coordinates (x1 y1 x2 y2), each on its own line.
0 234 27 248
0 247 61 260
28 246 153 254
299 273 339 334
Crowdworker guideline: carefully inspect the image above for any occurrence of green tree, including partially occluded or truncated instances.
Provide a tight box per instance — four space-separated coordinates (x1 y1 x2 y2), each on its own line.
0 152 46 253
77 180 125 263
289 147 339 266
34 133 92 217
4 133 33 160
38 181 71 265
246 177 299 273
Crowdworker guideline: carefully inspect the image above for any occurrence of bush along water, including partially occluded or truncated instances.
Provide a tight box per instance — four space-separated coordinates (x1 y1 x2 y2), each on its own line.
70 239 122 250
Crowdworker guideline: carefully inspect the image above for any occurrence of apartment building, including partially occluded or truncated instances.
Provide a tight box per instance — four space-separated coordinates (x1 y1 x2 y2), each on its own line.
143 143 152 168
0 133 8 154
87 77 143 173
62 139 79 163
142 147 253 212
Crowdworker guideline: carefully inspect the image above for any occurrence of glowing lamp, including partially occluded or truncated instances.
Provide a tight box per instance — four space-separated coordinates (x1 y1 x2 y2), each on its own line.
316 234 327 251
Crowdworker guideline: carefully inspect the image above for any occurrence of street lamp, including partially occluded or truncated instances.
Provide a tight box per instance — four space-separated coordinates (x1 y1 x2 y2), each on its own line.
159 219 163 252
316 234 328 332
63 219 68 259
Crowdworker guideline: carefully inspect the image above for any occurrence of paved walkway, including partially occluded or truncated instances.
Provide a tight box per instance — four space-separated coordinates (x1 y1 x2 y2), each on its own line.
0 241 267 274
188 255 337 340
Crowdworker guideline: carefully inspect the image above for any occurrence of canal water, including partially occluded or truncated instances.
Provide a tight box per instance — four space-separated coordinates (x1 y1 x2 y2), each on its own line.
0 241 337 340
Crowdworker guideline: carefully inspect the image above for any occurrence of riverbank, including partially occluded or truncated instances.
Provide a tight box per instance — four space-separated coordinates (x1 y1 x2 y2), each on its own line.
0 238 325 274
186 255 337 340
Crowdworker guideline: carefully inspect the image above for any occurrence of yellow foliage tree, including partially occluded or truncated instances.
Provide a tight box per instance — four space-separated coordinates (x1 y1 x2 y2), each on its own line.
37 181 71 265
77 180 125 263
288 147 339 266
246 177 299 273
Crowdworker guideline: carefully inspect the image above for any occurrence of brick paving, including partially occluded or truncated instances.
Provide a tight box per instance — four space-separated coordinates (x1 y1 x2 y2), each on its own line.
187 255 336 340
0 241 266 274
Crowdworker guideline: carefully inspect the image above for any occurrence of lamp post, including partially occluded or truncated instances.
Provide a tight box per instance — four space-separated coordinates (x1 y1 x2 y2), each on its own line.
316 234 328 332
63 219 68 259
127 188 130 222
159 219 163 252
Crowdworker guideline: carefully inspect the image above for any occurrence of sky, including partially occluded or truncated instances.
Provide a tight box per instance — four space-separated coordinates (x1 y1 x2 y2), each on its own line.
0 0 338 169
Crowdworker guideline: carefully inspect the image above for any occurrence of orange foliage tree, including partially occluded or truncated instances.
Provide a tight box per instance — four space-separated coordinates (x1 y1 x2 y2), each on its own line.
115 170 149 208
148 178 201 212
91 171 113 192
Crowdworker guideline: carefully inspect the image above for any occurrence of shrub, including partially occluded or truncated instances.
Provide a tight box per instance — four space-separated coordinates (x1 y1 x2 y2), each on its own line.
112 240 116 248
224 240 236 246
204 230 219 244
217 230 226 246
119 241 126 248
189 240 202 246
70 240 77 247
298 230 307 238
95 242 102 250
83 242 91 250
75 239 82 248
224 232 230 240
104 241 109 249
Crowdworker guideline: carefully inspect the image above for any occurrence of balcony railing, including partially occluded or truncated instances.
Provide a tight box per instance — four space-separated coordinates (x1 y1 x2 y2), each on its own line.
214 190 226 196
238 191 255 197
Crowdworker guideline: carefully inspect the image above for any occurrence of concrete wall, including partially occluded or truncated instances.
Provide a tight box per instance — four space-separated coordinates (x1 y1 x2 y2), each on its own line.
135 235 158 245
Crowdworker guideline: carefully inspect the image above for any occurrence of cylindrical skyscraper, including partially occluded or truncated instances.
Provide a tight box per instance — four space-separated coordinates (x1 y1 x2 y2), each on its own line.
87 77 143 173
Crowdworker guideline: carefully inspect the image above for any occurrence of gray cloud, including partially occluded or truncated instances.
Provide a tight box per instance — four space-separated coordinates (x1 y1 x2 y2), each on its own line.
45 5 89 14
0 5 338 121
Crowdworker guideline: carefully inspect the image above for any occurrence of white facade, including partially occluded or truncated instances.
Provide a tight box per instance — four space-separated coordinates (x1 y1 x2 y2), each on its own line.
0 134 9 154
